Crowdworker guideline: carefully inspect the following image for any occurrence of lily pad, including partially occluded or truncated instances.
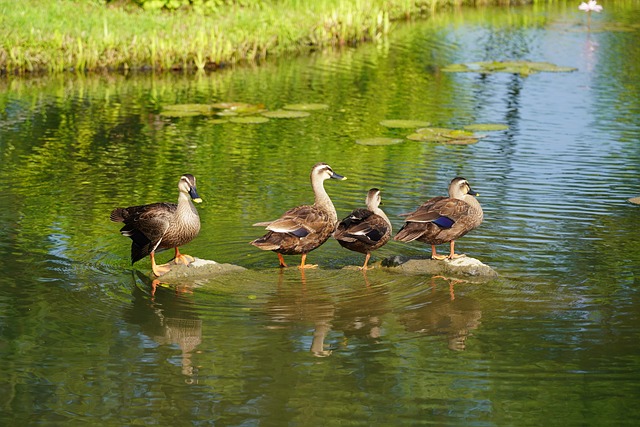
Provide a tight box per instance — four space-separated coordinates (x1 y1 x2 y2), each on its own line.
262 110 311 119
407 132 450 143
355 137 404 146
216 110 238 117
380 119 431 129
211 102 265 113
442 60 577 76
408 127 482 144
629 197 640 205
229 116 270 124
160 103 212 116
282 103 329 111
442 138 479 145
463 123 509 132
209 119 229 124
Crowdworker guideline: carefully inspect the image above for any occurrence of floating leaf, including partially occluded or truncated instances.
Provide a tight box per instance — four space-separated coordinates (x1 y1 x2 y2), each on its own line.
442 60 577 76
355 137 404 146
283 103 329 111
262 110 311 119
463 123 509 132
160 104 212 116
380 119 431 129
416 127 456 134
629 197 640 205
209 119 229 124
406 132 450 142
443 138 479 145
216 110 238 117
229 116 270 124
447 130 476 139
408 127 482 144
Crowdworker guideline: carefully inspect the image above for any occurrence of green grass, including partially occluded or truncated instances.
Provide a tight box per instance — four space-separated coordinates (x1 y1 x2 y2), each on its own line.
1 0 532 74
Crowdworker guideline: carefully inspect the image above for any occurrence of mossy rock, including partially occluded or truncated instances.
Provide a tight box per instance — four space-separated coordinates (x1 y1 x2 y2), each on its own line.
156 258 247 282
382 255 498 281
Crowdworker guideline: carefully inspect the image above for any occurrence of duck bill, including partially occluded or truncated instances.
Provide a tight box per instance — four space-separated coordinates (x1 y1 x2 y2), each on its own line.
189 187 203 203
331 172 347 180
468 189 479 196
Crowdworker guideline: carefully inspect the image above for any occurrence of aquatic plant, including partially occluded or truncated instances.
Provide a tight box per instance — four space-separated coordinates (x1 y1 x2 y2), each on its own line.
578 0 603 13
579 0 603 29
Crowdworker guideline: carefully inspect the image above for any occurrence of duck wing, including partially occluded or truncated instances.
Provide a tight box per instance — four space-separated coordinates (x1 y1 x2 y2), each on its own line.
401 197 468 227
254 205 332 237
335 209 388 244
112 203 175 262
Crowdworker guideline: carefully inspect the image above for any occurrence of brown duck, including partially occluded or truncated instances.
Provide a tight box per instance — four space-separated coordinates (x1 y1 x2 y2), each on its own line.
110 174 202 276
250 162 347 269
334 188 392 270
394 177 483 260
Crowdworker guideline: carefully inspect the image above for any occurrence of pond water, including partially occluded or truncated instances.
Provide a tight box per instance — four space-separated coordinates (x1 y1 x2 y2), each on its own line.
2 2 640 425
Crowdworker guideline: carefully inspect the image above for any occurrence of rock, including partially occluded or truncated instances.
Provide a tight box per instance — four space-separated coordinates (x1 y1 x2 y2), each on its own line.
381 255 498 280
157 257 246 281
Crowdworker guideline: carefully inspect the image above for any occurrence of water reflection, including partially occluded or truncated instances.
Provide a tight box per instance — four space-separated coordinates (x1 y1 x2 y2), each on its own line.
126 273 202 381
397 276 481 351
333 272 390 344
265 270 336 357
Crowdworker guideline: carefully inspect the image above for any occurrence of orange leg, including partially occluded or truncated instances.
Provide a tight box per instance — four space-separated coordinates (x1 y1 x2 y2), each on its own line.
150 251 171 277
448 240 465 259
431 245 447 260
277 253 288 268
358 253 372 271
173 247 195 265
299 253 318 269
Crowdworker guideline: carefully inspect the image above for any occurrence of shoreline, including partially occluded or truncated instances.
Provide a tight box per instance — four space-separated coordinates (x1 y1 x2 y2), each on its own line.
0 0 538 75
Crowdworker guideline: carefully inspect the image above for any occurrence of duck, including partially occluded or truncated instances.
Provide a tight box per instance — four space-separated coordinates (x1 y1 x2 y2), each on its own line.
250 162 347 269
394 177 483 260
110 174 202 277
334 188 392 270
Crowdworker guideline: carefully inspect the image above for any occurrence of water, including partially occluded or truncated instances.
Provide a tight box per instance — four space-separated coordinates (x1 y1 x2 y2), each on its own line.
1 3 640 425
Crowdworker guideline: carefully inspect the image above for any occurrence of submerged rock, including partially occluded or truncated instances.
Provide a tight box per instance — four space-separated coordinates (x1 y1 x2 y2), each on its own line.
157 258 246 281
381 255 497 279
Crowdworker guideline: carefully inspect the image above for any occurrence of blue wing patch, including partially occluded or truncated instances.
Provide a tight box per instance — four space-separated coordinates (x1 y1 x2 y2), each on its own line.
291 228 310 237
432 216 455 228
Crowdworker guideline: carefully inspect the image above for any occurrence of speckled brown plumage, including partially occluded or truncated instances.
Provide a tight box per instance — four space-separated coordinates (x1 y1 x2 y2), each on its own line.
250 163 346 268
334 188 391 269
394 177 483 260
111 174 202 276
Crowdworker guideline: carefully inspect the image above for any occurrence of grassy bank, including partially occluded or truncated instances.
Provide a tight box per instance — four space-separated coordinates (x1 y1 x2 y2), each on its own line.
1 0 536 74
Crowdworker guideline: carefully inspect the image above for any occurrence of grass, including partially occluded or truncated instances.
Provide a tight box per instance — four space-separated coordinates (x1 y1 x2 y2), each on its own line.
1 0 535 74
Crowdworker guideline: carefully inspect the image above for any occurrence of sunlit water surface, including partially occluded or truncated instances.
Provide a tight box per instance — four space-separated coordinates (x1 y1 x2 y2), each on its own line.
1 3 640 425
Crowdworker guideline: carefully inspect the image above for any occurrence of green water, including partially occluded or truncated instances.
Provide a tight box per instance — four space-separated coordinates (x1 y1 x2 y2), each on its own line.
1 3 640 425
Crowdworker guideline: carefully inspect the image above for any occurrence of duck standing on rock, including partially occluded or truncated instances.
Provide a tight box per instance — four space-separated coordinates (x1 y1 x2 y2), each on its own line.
334 188 392 270
110 174 202 277
251 162 347 269
394 177 483 260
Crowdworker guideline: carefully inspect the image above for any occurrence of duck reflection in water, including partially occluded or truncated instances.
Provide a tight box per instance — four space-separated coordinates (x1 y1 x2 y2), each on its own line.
398 276 481 351
265 270 335 357
333 275 391 344
125 272 203 380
